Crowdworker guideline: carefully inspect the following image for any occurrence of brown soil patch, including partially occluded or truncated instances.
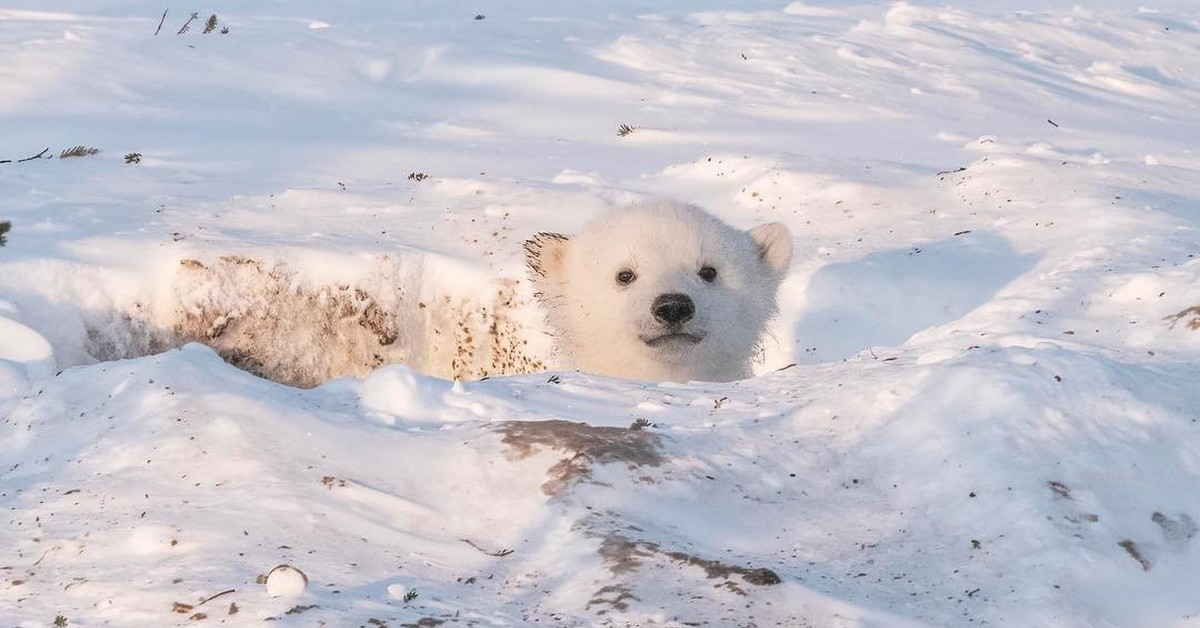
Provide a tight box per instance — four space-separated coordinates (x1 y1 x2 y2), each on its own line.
597 533 781 591
586 584 639 612
500 420 663 495
1165 305 1200 331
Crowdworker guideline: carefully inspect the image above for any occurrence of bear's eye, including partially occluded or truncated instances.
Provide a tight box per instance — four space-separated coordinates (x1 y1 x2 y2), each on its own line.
698 266 718 283
616 269 636 285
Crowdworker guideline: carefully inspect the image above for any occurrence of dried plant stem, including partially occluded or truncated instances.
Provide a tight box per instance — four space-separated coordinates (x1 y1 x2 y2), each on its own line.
198 589 236 605
10 148 50 163
155 9 168 35
177 12 199 35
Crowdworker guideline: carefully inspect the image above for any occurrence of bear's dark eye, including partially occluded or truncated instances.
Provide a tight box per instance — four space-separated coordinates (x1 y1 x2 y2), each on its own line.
698 266 718 283
616 269 636 285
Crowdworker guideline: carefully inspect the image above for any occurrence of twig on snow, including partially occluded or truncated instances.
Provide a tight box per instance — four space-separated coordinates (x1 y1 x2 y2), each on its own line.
461 538 513 557
155 9 168 35
14 148 51 163
198 589 236 605
177 12 199 35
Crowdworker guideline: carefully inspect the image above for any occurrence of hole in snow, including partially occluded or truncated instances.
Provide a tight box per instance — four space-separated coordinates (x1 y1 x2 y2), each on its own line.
78 254 551 387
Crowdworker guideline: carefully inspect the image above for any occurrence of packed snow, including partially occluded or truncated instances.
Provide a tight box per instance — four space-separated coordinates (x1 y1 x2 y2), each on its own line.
2 1 1200 626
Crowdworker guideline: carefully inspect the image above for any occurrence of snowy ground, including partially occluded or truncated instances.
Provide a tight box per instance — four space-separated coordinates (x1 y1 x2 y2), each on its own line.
3 1 1200 626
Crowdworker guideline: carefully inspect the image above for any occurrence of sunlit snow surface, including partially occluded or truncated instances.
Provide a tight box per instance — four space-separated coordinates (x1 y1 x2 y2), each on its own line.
3 1 1200 626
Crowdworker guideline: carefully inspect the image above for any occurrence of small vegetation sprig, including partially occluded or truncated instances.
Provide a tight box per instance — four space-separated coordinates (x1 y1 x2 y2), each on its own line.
125 152 142 164
202 14 219 34
0 221 11 247
177 12 200 35
60 146 99 159
630 418 654 430
616 123 636 137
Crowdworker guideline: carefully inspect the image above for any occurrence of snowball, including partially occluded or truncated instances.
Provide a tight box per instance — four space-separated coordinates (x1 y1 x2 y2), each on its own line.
386 583 411 600
265 564 307 597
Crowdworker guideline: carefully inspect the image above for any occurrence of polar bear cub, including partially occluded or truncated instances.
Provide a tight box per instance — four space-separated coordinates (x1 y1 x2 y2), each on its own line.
525 201 792 382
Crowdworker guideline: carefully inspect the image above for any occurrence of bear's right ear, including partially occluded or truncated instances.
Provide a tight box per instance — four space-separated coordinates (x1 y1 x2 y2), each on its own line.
524 232 570 285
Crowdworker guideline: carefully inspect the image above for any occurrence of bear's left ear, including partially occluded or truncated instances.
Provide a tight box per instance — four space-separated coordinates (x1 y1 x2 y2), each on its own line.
524 232 570 283
749 222 793 273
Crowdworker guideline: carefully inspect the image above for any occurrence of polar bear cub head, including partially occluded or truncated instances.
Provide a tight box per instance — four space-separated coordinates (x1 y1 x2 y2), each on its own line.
525 200 792 382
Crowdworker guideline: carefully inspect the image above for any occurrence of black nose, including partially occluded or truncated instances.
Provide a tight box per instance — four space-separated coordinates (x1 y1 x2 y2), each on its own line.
653 293 694 325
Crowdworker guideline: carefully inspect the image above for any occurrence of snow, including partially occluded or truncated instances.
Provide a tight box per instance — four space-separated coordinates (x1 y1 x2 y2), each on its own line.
2 1 1200 626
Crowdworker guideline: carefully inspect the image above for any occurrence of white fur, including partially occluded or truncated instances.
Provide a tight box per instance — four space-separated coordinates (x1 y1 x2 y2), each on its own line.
526 200 792 382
